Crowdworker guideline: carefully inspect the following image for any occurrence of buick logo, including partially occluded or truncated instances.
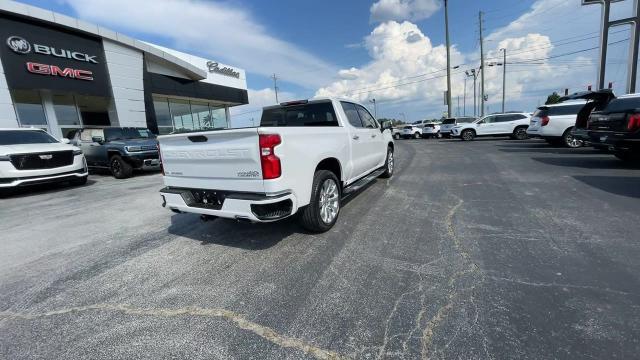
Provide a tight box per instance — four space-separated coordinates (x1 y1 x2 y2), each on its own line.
7 36 31 54
38 154 53 160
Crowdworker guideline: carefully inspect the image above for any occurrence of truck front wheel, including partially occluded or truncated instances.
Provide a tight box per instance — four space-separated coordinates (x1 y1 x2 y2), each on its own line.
300 170 341 233
110 155 133 179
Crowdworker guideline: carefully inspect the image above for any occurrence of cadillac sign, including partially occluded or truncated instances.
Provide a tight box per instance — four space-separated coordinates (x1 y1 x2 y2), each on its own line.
206 61 240 78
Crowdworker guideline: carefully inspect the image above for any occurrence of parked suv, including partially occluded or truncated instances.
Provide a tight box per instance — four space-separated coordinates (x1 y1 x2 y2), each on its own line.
70 127 160 178
401 125 422 139
584 93 640 162
440 117 476 138
421 123 441 138
450 113 530 141
0 128 88 193
527 101 588 148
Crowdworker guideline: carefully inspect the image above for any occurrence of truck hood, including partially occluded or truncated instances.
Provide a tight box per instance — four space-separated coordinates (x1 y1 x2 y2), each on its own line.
0 143 78 156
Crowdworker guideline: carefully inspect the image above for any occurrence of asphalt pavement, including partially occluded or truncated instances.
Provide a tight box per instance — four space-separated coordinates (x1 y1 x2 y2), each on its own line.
1 138 639 359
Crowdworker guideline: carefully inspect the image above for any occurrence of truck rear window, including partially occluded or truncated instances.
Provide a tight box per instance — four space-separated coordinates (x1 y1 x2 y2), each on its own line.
260 102 338 127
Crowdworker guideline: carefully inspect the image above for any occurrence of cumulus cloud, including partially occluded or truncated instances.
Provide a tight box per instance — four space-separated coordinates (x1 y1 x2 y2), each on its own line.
315 21 463 113
321 0 603 119
61 0 337 88
370 0 441 22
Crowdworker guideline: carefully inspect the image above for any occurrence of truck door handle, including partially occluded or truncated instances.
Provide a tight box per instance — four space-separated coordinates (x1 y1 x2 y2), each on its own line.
352 135 360 140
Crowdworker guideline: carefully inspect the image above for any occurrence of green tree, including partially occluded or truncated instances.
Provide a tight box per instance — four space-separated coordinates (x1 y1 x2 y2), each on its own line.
545 92 561 105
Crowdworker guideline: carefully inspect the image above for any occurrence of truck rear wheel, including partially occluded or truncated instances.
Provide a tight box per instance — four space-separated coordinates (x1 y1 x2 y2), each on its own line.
110 155 133 179
299 170 341 233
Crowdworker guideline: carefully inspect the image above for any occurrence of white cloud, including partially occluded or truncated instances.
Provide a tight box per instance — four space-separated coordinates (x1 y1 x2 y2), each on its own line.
315 21 463 118
320 0 606 119
61 0 337 88
370 0 441 22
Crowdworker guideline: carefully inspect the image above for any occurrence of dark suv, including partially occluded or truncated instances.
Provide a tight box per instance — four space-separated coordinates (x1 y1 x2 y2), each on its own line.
70 127 160 178
585 93 640 161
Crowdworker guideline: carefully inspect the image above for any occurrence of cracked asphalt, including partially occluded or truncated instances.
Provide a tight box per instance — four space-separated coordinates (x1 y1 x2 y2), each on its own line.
1 138 640 359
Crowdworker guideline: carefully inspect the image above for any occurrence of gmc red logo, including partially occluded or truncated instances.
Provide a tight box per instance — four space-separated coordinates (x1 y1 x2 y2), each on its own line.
26 62 93 81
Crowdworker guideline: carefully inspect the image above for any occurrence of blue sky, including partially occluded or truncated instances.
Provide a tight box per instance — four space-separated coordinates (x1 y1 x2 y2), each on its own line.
17 0 638 125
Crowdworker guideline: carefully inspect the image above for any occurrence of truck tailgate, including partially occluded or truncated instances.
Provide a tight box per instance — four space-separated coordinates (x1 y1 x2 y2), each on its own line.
158 128 265 192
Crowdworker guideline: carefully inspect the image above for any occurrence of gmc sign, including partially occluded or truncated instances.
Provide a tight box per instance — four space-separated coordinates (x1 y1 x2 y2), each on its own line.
26 62 93 81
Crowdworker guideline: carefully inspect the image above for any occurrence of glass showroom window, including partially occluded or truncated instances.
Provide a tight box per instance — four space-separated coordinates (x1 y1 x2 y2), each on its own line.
191 101 210 130
11 89 48 131
169 99 194 132
210 105 228 128
153 96 173 135
76 95 112 126
52 93 82 139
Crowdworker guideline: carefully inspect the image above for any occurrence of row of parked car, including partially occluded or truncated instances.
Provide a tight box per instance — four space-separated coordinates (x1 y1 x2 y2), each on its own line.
392 89 640 161
0 126 161 196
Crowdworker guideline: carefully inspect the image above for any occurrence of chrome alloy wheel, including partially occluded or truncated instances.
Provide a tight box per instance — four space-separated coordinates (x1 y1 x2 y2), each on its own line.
387 150 394 173
565 133 582 148
319 179 339 224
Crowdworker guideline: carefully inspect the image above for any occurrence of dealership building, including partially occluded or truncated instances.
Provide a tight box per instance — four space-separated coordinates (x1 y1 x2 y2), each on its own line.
0 1 248 138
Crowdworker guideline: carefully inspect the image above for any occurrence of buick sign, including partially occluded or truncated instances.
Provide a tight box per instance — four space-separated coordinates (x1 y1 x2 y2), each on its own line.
6 36 30 54
6 35 98 63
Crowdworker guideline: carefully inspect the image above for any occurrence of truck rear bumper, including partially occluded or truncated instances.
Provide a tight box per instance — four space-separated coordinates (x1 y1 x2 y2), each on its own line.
160 187 298 222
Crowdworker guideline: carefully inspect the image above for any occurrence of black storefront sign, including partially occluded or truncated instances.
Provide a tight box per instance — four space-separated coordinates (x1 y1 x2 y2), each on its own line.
0 14 110 97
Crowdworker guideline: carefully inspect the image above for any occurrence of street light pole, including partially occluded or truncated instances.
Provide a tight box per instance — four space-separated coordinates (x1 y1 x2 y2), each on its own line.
463 76 467 116
479 11 486 116
466 69 477 117
501 48 506 113
444 0 453 117
369 98 377 118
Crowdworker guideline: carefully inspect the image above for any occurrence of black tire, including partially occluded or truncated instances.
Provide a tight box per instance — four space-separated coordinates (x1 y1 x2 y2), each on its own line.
562 127 582 148
461 129 475 141
512 126 528 140
70 176 88 186
380 147 394 178
110 155 133 179
299 170 341 233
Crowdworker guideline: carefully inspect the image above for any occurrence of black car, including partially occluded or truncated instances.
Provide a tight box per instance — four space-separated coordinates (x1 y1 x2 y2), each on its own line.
69 127 160 178
585 93 640 161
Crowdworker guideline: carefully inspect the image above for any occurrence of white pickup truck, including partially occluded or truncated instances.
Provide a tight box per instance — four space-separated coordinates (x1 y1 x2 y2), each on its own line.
158 98 395 232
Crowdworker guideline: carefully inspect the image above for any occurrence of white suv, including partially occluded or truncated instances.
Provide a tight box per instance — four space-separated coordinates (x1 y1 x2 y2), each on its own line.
526 101 587 148
451 113 531 141
0 128 88 193
401 125 422 139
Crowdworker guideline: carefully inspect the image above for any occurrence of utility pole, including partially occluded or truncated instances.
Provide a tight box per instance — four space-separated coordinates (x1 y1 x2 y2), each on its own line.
479 11 486 116
456 95 460 116
501 48 506 113
444 0 453 117
271 73 279 103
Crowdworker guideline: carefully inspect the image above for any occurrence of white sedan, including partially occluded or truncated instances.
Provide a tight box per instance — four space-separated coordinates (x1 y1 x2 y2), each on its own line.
0 128 88 193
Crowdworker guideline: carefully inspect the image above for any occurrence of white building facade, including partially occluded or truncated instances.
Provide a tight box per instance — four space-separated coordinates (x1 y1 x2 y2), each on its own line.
0 1 248 139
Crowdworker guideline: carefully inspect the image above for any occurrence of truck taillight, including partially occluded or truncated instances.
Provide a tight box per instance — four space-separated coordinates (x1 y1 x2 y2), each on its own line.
541 116 550 126
259 134 281 179
158 143 164 176
627 113 640 131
